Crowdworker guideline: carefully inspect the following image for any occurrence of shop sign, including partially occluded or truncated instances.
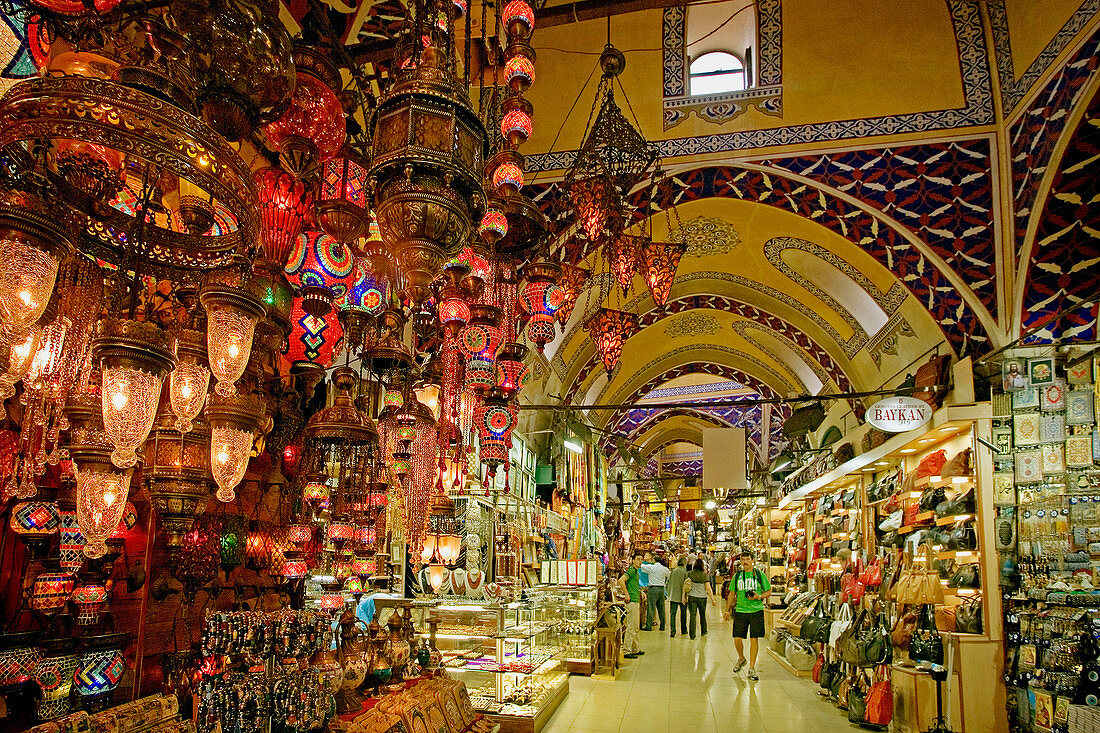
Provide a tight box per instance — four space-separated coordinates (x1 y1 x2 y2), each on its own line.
866 396 932 433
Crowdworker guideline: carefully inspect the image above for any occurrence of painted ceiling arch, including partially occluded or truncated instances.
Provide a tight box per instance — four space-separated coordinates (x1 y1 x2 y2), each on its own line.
531 163 994 355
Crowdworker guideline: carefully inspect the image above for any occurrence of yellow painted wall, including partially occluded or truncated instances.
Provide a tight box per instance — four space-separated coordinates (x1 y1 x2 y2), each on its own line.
526 0 966 159
1003 0 1086 81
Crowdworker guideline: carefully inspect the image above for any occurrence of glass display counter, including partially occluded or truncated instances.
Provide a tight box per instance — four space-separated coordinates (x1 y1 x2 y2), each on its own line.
528 585 597 675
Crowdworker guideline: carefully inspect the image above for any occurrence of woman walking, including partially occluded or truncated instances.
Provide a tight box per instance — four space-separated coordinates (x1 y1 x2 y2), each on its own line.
667 556 688 637
686 558 716 639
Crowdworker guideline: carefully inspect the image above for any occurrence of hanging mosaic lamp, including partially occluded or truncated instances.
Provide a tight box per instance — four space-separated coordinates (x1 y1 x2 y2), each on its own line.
458 305 503 394
286 230 356 317
75 460 132 559
302 473 330 508
199 283 265 397
502 0 535 37
585 307 638 373
495 342 530 398
339 256 389 354
206 393 265 503
519 261 564 352
0 188 75 343
555 263 589 324
255 167 314 267
169 328 210 434
71 581 109 625
59 507 85 573
478 203 509 246
176 517 221 600
504 56 535 94
0 646 41 686
31 570 76 616
639 239 686 306
473 396 517 477
566 175 616 241
262 71 347 181
317 146 371 244
500 98 533 148
286 297 345 372
93 320 177 469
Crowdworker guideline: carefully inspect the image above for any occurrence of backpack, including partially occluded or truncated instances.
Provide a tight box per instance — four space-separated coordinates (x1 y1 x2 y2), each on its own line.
732 569 765 597
682 575 693 598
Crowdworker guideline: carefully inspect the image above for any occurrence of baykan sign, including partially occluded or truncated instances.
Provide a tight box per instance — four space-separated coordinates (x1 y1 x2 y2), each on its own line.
866 396 932 433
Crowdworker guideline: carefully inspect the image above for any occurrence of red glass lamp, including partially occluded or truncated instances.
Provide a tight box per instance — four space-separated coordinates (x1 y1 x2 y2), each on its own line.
316 147 371 244
71 582 108 625
585 308 638 372
638 240 686 306
255 167 313 268
262 73 347 181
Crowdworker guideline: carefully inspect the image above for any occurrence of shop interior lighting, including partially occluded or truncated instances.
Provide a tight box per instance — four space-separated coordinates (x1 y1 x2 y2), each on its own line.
563 437 584 453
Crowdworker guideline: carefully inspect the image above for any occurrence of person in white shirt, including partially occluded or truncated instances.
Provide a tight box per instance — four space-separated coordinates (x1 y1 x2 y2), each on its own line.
640 557 671 631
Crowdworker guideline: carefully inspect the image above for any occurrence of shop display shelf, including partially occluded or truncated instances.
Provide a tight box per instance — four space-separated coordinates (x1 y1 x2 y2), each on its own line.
935 512 976 526
766 647 813 678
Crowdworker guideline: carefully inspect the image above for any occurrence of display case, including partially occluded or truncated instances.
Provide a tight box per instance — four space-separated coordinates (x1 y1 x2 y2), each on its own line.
424 600 569 733
530 585 598 675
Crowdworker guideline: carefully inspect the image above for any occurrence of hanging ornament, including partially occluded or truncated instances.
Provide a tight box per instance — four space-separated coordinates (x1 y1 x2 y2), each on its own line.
555 263 590 325
94 320 176 469
458 305 503 394
504 56 535 94
494 343 529 398
638 239 686 306
316 147 371 244
607 233 643 295
255 167 314 268
500 98 533 147
206 393 265 503
478 204 509 246
286 230 356 317
474 396 517 478
519 261 564 352
200 283 265 397
584 308 638 372
262 72 347 181
169 328 210 434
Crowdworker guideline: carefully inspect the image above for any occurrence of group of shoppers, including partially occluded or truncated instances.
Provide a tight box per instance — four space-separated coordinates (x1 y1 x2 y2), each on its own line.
616 550 771 680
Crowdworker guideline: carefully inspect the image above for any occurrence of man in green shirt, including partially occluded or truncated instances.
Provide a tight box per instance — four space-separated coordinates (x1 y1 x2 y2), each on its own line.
725 551 771 680
617 553 645 658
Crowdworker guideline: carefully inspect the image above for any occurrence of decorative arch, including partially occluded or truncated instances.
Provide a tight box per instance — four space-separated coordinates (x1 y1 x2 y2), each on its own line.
561 292 856 403
532 164 991 355
1020 82 1100 343
732 321 828 392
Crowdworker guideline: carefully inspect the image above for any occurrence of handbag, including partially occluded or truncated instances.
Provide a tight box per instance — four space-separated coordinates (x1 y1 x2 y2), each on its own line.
956 598 983 634
913 353 951 409
903 502 919 527
946 525 977 551
935 604 957 632
865 677 893 725
884 491 903 513
919 486 947 512
837 608 865 665
878 510 903 531
892 609 917 649
812 653 825 683
904 449 948 490
857 613 893 667
860 557 883 588
786 638 816 671
897 545 945 604
909 605 944 664
799 598 829 642
948 563 980 589
847 683 868 723
836 674 851 709
829 602 853 648
819 660 840 690
941 448 972 478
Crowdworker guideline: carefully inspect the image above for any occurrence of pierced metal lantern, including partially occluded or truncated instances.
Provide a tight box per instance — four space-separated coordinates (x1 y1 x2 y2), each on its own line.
143 403 213 553
206 392 265 503
639 239 686 306
369 42 487 306
317 147 371 244
585 307 638 373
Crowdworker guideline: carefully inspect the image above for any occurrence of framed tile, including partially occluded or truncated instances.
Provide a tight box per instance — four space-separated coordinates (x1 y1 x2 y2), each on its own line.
992 392 1012 416
1067 389 1094 425
1014 413 1040 446
994 472 1016 505
1029 357 1055 386
1003 359 1029 391
1066 435 1094 469
1016 449 1042 484
1013 388 1040 411
1040 380 1067 412
992 423 1013 461
1042 443 1065 474
1040 414 1066 443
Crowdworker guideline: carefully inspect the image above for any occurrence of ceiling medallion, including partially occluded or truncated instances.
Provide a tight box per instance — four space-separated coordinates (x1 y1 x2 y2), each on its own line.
671 215 742 257
664 312 720 338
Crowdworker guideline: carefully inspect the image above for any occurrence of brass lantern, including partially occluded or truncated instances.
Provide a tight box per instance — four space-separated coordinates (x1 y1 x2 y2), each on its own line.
93 320 177 469
368 42 487 306
199 283 265 397
205 392 265 503
0 188 75 344
143 402 213 553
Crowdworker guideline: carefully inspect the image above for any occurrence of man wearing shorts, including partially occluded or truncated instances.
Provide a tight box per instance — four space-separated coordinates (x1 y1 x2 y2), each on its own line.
726 551 770 680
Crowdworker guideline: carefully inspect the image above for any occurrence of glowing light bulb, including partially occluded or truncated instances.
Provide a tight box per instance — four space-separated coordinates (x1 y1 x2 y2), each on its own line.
19 290 33 307
217 450 229 464
111 391 127 410
180 385 193 398
228 342 239 359
103 491 115 506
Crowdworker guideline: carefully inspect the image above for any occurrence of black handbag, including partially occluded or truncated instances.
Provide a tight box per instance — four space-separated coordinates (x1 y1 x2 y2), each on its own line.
909 605 944 664
799 598 829 642
920 487 947 512
956 599 983 634
948 563 980 589
848 682 868 724
819 660 840 690
857 613 893 667
947 525 977 551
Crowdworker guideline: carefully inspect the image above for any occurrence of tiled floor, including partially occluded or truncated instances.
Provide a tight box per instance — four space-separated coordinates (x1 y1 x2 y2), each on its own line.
542 605 861 733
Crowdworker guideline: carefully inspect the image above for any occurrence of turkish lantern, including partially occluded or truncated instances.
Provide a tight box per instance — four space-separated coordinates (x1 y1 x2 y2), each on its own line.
285 230 355 317
316 147 371 244
458 305 503 394
255 167 313 268
262 73 346 181
285 298 344 369
519 261 564 352
474 397 517 475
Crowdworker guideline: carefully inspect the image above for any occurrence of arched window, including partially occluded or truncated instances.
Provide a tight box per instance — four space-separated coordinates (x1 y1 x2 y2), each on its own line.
689 51 746 96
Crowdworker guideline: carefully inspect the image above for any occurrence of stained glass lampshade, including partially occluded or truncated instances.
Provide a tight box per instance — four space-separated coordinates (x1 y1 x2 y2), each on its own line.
505 56 535 94
478 206 509 245
31 571 75 616
199 284 265 397
262 72 347 180
169 329 210 434
76 463 131 559
555 264 590 324
502 0 535 37
567 175 617 241
458 306 503 394
9 499 61 552
74 648 125 699
519 261 564 352
35 653 79 720
500 106 533 148
71 582 108 624
585 308 638 372
607 233 644 295
317 148 371 244
473 398 517 473
0 647 41 686
206 393 264 503
256 167 313 267
491 162 524 197
638 240 686 306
